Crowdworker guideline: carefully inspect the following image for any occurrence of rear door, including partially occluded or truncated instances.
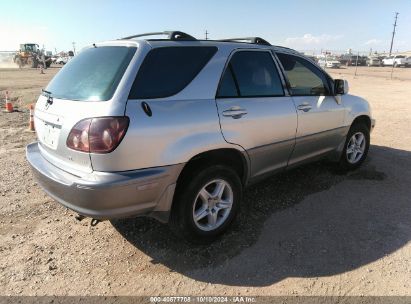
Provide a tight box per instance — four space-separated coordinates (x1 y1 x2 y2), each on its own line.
275 52 345 166
215 50 297 179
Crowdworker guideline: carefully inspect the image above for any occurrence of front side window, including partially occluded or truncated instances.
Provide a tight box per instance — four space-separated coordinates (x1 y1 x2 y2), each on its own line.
276 53 331 96
217 51 284 98
129 47 217 99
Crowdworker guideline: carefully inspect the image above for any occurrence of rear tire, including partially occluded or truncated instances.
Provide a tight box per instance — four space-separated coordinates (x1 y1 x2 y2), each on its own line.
338 123 370 171
170 165 242 242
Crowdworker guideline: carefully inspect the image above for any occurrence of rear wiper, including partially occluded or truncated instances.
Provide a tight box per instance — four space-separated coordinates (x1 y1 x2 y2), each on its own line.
42 89 52 95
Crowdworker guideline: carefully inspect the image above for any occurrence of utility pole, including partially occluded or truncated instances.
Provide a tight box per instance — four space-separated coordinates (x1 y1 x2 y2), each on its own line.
389 12 399 56
72 42 76 55
205 30 209 40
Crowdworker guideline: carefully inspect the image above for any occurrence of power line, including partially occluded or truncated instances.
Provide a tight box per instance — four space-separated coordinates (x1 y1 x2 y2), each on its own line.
389 12 399 56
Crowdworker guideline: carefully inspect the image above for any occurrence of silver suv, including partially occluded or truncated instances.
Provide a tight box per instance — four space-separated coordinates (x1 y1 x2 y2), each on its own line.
26 31 375 241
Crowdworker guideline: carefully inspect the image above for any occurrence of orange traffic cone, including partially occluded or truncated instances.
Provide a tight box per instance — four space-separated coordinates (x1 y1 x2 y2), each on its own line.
28 104 35 132
4 91 14 113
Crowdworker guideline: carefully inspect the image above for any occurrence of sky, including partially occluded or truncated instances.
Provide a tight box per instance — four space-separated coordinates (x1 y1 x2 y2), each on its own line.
1 0 410 54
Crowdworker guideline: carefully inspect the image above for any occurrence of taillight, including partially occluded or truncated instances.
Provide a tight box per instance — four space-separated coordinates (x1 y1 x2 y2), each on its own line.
67 117 129 153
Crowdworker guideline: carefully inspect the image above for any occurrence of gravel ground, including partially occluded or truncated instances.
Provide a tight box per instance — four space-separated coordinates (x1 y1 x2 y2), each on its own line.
0 66 410 296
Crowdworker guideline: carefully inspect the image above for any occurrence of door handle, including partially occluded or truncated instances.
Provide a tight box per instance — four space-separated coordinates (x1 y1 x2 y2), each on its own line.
222 107 248 119
297 103 312 112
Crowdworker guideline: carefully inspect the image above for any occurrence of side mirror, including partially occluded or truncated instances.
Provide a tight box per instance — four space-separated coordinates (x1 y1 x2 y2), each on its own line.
334 79 349 95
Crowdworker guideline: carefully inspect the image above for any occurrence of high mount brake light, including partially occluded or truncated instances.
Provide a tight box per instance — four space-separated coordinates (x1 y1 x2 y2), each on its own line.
67 117 129 153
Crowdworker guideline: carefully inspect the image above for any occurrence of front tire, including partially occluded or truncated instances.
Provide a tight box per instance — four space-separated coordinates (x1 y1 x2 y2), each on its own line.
170 165 242 242
338 123 370 171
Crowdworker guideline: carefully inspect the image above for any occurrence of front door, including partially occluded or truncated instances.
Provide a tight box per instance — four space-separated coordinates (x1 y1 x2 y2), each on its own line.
215 50 297 179
276 52 346 166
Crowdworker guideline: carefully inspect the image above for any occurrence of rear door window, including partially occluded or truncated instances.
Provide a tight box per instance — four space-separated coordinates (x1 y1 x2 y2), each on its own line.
129 47 217 99
217 51 284 98
216 65 239 97
46 46 136 101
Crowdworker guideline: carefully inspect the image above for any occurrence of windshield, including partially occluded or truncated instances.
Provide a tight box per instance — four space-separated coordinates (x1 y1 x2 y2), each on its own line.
46 46 136 101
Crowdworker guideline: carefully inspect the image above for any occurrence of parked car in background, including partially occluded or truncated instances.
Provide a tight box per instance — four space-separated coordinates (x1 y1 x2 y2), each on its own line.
382 55 410 67
54 51 75 65
26 31 375 241
339 55 367 66
318 57 341 68
55 56 68 65
366 57 382 67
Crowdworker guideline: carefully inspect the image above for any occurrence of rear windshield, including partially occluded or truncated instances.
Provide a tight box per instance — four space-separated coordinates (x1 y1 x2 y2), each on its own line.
129 46 217 99
46 46 136 101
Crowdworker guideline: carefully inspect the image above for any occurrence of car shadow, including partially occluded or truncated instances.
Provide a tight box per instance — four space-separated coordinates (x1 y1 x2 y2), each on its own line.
111 145 410 286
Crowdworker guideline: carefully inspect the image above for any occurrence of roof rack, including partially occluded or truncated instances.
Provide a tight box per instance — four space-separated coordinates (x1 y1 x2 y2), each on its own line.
120 31 197 41
218 37 271 46
271 45 295 52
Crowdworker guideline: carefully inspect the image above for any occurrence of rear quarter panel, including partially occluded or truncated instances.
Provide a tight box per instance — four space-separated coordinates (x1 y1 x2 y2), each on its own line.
89 98 244 171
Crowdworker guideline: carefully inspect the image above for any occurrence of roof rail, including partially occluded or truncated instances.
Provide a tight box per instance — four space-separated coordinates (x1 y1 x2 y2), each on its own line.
271 45 296 52
120 31 196 41
218 37 271 46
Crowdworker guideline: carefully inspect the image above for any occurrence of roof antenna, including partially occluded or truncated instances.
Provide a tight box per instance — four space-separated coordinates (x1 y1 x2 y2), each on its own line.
93 43 97 48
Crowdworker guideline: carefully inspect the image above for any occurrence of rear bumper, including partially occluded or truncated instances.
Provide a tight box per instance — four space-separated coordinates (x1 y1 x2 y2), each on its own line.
26 142 183 222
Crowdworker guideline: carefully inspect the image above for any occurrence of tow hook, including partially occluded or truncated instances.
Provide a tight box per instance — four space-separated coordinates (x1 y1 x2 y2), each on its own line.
75 214 85 222
90 219 101 227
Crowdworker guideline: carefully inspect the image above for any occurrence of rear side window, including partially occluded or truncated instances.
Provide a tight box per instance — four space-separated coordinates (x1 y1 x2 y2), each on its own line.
217 51 284 98
129 47 217 99
46 46 136 101
276 53 331 96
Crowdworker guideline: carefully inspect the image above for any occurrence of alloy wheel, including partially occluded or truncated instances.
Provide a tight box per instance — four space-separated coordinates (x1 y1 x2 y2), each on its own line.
346 132 366 164
192 179 233 232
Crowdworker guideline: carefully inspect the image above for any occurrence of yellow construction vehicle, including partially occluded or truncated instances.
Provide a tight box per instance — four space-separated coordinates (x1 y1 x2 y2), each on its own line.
13 43 52 68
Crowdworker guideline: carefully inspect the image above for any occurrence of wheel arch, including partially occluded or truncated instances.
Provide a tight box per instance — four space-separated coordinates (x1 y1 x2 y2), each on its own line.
351 114 371 130
175 148 249 191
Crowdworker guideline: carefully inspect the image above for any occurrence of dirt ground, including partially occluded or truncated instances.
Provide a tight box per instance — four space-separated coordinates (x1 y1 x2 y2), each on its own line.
0 65 410 297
